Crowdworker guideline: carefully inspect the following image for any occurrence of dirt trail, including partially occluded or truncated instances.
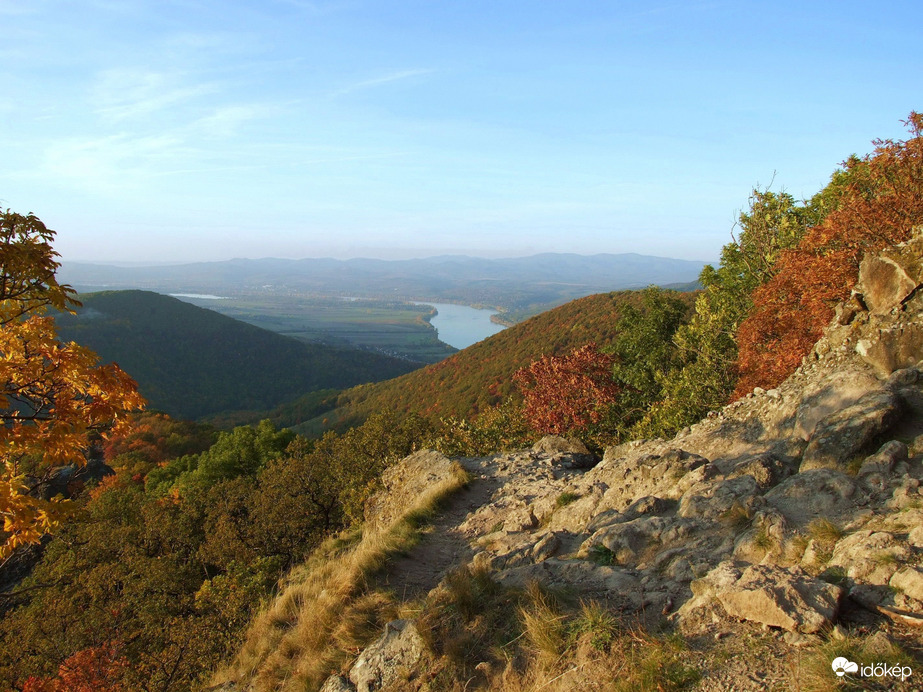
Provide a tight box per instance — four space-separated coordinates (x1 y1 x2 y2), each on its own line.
374 458 501 600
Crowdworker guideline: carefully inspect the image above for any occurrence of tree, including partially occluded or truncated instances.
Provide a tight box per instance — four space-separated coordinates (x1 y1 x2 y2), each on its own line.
514 344 620 437
734 113 923 395
0 210 144 557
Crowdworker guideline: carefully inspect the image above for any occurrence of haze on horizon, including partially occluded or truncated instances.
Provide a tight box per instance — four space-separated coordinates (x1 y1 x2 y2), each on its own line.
1 1 920 265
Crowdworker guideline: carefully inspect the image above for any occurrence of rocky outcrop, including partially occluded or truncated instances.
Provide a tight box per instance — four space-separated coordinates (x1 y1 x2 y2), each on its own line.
305 231 923 691
363 450 456 532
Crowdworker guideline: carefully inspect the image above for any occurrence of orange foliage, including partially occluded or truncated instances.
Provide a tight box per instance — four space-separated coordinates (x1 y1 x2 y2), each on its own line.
0 211 144 556
513 343 619 435
102 411 213 467
21 644 129 692
734 113 923 397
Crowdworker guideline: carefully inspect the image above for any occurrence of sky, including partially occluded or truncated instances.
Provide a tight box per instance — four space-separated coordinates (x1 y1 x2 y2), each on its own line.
1 1 921 264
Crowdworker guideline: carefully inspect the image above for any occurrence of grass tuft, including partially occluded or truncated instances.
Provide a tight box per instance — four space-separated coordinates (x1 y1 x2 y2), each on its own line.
212 462 471 691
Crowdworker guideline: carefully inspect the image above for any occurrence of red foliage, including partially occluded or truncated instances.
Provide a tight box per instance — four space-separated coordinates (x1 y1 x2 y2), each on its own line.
734 113 923 397
21 644 129 692
513 343 620 435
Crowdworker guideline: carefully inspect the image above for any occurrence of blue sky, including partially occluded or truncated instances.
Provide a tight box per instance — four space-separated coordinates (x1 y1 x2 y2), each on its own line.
1 1 920 263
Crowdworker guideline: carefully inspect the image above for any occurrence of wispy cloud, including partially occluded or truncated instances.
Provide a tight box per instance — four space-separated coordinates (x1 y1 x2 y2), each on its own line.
333 68 434 96
92 68 219 123
38 133 191 194
191 104 275 138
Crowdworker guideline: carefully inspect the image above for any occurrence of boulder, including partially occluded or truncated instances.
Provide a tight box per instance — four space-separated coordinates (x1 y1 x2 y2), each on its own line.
857 440 909 477
799 389 903 472
890 566 923 602
364 450 456 532
581 515 672 566
856 326 923 376
532 435 595 468
320 676 355 692
858 256 921 314
725 452 791 490
857 228 923 314
349 620 425 692
794 371 881 441
678 476 763 521
682 561 842 633
532 435 590 456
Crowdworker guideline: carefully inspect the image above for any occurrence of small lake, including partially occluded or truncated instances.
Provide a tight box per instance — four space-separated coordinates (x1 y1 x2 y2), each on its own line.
414 302 506 350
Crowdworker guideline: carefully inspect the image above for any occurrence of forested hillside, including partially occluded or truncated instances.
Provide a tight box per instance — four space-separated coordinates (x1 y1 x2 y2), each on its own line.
261 289 697 433
55 291 419 420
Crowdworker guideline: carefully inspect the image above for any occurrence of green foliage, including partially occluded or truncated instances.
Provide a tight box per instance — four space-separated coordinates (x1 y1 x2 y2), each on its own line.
555 492 580 508
146 419 294 492
637 184 840 437
0 407 443 690
281 290 691 433
605 287 690 439
435 399 533 456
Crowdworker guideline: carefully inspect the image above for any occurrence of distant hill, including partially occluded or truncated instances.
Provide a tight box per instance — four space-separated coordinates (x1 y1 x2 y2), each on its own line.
264 289 697 434
54 291 420 420
59 252 707 313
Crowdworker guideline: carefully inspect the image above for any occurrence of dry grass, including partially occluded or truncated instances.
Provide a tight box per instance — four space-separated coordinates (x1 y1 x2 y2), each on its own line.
721 501 755 532
211 461 471 691
492 622 700 692
792 631 916 692
417 571 699 692
804 518 844 567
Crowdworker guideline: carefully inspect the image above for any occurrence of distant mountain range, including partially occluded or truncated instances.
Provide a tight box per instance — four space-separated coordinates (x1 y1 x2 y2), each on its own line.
55 291 419 420
60 253 706 313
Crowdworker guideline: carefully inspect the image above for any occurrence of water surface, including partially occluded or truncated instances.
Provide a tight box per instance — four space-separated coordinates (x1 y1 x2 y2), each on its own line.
415 302 506 350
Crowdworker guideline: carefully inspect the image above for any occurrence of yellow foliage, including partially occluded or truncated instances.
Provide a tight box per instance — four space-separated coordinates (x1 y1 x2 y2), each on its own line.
0 210 144 557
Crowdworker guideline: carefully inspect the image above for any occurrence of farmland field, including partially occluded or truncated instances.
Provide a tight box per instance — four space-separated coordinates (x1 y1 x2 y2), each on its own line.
173 293 458 363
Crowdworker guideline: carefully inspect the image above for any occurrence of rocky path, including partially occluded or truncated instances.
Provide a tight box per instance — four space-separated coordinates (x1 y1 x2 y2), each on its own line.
373 457 501 600
374 450 586 601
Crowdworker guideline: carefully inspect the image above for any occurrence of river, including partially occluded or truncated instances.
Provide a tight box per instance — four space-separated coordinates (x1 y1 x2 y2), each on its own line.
414 302 507 350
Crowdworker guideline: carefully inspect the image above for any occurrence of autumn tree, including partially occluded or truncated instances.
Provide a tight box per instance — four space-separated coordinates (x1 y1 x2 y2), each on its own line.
0 210 143 556
514 344 619 437
734 113 923 395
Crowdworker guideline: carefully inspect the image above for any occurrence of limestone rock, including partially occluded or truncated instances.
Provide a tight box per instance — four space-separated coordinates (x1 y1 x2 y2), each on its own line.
764 469 856 522
890 566 923 602
829 531 911 585
683 562 842 633
532 435 590 456
725 452 791 490
580 515 671 566
800 389 902 472
887 477 923 510
794 371 881 441
857 228 923 314
678 476 762 521
858 440 909 477
530 435 596 468
856 325 923 376
320 676 355 692
349 620 425 692
858 255 921 314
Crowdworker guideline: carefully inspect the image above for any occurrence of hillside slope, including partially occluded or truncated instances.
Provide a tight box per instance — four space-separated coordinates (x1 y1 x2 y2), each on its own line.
55 290 419 420
272 289 696 432
217 229 923 691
